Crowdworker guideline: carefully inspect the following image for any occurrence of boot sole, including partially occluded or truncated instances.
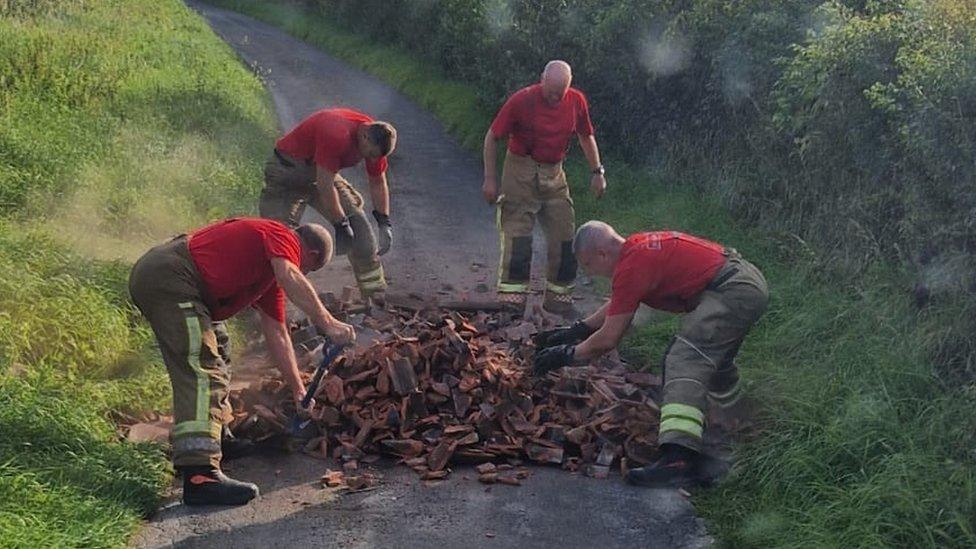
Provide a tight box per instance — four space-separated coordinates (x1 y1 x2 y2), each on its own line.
183 489 259 506
625 470 700 489
183 494 257 506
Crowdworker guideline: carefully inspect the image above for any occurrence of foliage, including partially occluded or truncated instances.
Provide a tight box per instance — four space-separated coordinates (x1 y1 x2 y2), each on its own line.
201 1 976 545
0 0 275 545
305 0 976 377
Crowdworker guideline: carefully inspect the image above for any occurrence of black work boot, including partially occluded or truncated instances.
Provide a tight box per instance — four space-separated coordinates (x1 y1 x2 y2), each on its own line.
221 428 256 461
180 466 259 506
625 444 702 488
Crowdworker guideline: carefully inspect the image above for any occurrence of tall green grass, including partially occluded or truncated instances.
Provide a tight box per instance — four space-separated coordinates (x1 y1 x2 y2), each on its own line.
203 1 976 546
0 0 276 545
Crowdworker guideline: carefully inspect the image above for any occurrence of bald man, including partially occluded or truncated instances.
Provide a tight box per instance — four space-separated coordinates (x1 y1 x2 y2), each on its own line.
533 221 769 486
129 218 356 505
483 60 607 316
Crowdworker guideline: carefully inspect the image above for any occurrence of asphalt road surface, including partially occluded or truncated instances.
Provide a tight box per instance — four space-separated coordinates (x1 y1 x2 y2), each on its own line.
133 3 711 547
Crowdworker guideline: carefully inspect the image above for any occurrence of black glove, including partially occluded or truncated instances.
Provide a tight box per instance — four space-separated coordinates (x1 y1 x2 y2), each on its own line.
533 344 575 376
372 210 393 256
333 217 355 256
533 321 596 349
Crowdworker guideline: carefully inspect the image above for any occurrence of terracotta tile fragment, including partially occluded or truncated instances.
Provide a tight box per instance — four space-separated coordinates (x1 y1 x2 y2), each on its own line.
381 439 424 457
229 301 664 488
421 470 450 480
478 473 497 484
321 469 345 487
428 440 456 471
525 443 564 464
475 463 497 475
585 465 610 479
389 358 419 395
496 475 521 486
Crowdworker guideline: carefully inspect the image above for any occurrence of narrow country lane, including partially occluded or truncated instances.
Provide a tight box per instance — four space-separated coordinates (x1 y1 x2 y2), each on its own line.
133 3 710 547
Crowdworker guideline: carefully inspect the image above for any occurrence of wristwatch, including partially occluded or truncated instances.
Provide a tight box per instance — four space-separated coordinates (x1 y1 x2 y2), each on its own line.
591 165 605 176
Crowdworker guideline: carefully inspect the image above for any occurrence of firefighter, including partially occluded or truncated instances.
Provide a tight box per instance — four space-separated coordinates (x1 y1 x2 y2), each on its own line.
129 218 355 505
534 220 769 486
482 60 607 316
260 107 396 301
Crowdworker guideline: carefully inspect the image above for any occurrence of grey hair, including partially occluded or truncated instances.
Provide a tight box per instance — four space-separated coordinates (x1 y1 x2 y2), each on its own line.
573 220 614 255
296 223 333 267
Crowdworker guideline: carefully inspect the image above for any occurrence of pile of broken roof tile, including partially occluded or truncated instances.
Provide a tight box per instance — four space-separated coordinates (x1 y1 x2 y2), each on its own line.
229 301 661 483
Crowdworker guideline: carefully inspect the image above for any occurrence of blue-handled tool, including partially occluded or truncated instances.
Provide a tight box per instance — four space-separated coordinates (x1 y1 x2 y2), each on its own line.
290 342 345 438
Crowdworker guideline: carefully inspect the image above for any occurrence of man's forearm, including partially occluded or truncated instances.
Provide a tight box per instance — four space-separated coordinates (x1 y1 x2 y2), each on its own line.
574 312 631 361
316 171 346 222
261 313 304 395
583 301 610 329
277 262 338 332
579 134 602 170
483 131 498 180
574 325 618 361
368 174 390 215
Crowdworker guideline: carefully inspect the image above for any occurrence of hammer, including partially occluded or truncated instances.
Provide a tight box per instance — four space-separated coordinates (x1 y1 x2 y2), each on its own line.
290 342 345 438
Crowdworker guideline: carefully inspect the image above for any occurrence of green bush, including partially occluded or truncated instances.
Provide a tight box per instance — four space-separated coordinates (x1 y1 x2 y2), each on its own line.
197 2 976 544
307 0 976 376
309 0 976 256
768 1 976 260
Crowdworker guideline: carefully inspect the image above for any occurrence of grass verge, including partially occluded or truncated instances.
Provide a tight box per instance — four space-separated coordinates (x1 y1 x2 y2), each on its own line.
202 1 976 546
0 0 276 545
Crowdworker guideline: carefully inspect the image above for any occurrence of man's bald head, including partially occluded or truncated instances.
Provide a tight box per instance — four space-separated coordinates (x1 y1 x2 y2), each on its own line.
296 223 333 273
540 60 572 105
543 60 572 83
573 220 625 278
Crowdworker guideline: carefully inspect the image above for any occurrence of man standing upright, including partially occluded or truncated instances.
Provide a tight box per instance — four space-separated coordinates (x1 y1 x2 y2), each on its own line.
483 60 607 316
260 107 397 301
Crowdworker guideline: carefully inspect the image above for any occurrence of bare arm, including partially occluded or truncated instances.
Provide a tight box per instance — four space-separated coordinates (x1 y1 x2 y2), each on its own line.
259 310 306 399
367 172 390 215
483 130 499 181
315 166 346 222
574 312 634 361
482 130 500 204
271 257 355 344
582 300 611 331
578 134 602 169
578 134 606 199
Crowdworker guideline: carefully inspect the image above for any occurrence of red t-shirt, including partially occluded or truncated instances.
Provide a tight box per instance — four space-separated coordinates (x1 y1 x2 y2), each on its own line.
275 108 388 176
188 218 302 322
489 84 595 164
607 232 727 315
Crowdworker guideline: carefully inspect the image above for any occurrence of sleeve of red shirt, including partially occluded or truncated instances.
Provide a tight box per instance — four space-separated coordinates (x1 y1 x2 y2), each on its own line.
575 92 595 137
365 156 388 177
489 94 519 139
607 264 648 316
254 224 303 322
